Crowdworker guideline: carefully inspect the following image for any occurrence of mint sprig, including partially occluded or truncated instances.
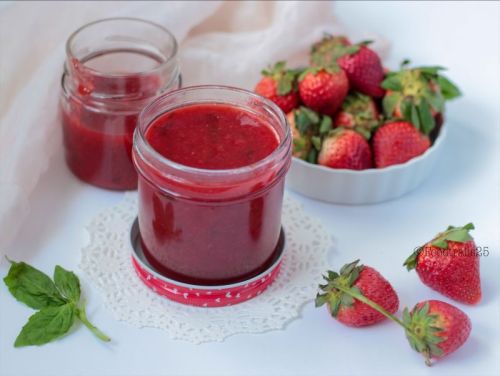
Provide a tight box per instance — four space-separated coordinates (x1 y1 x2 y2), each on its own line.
3 259 110 347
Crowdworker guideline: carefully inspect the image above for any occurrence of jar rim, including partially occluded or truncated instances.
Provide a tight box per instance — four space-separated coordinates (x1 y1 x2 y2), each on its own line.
134 85 291 178
65 17 178 79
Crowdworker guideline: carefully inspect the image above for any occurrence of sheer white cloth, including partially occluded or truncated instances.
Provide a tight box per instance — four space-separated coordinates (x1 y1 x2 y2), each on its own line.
0 1 387 257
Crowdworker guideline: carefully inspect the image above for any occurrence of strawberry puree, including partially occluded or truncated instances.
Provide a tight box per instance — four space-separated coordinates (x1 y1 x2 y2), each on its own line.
134 97 291 285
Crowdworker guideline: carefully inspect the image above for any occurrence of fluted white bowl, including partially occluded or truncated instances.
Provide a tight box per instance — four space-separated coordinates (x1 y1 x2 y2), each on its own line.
286 126 447 205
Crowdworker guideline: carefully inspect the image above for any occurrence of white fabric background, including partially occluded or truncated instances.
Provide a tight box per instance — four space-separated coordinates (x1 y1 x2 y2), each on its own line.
0 1 387 257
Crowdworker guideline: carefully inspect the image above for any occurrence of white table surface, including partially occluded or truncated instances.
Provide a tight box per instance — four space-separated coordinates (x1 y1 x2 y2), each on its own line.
1 2 499 376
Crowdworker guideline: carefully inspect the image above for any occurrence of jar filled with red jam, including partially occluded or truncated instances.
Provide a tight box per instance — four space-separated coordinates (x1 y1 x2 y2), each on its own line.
133 86 292 285
61 18 180 190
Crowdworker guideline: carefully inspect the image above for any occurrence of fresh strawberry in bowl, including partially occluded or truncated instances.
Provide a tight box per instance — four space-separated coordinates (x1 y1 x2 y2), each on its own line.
333 92 380 139
254 61 300 113
318 129 372 170
254 36 461 204
381 61 461 141
372 121 430 168
298 65 349 115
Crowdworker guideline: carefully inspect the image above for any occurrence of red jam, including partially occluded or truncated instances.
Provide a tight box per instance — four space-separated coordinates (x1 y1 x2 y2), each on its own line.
134 90 291 286
146 104 279 169
61 19 180 190
61 96 139 190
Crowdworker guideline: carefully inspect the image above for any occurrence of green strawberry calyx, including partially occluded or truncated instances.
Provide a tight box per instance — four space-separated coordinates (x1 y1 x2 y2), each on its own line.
403 302 446 366
298 63 341 81
403 223 475 271
310 34 351 66
315 259 364 317
381 61 461 135
339 92 380 139
261 61 300 96
316 260 445 366
292 106 332 164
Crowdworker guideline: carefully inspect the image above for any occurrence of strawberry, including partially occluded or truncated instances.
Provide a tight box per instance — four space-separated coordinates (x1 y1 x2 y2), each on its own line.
318 128 372 170
255 61 299 113
382 61 461 135
310 34 351 67
403 300 471 366
334 92 380 139
372 121 430 168
298 67 349 115
336 42 385 98
315 260 399 327
288 106 333 163
404 223 481 304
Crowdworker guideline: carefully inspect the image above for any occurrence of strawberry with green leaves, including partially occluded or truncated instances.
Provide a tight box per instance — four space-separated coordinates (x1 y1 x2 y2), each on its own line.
315 260 399 327
334 92 380 139
310 38 384 98
336 41 386 98
298 65 349 116
255 61 300 113
318 128 372 170
404 223 481 304
382 61 461 135
403 300 471 366
316 260 472 366
310 34 351 67
288 106 333 163
372 121 430 168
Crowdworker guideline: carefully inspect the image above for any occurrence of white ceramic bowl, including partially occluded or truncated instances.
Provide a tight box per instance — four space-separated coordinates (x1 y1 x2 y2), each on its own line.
286 126 447 205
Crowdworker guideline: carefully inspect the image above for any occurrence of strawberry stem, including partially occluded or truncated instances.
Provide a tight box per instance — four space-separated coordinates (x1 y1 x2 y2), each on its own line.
332 282 432 365
332 282 406 328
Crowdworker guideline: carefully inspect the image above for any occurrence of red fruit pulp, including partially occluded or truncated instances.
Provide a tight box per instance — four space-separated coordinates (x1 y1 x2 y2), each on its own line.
138 103 286 285
62 50 165 190
146 104 279 169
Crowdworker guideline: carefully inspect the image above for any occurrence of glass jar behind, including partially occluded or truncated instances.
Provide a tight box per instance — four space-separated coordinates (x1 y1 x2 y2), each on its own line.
60 18 180 190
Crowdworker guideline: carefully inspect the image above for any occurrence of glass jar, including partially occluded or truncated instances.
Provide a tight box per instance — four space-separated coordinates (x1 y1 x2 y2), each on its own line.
133 86 292 285
60 18 181 190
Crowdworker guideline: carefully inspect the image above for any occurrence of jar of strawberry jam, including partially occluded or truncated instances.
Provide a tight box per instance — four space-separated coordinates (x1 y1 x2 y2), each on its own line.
133 86 292 285
61 18 181 190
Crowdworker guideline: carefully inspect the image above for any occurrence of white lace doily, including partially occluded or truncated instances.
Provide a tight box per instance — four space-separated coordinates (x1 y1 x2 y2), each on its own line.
80 192 332 344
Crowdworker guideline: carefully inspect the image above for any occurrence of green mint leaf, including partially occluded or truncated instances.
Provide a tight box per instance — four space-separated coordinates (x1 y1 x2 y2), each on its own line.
76 306 111 343
437 75 461 100
54 266 81 303
3 260 66 310
14 303 76 347
417 100 435 135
